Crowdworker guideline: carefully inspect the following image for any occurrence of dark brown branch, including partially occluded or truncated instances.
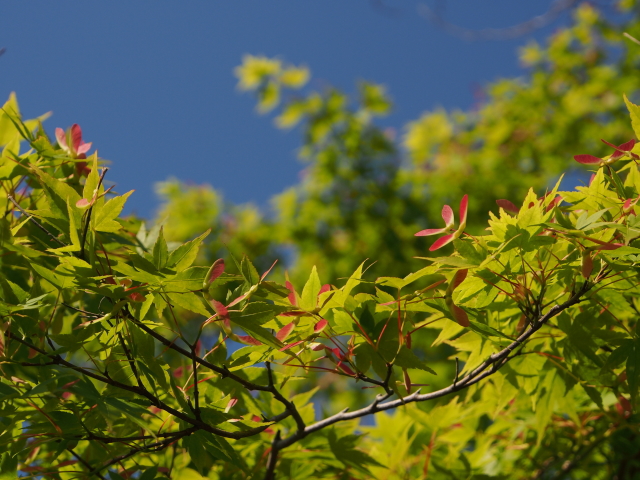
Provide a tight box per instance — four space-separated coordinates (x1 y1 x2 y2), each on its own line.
190 346 201 419
264 431 282 480
452 356 459 387
131 318 272 392
356 363 394 396
266 361 305 433
87 427 197 477
8 332 270 440
70 428 197 444
32 428 205 446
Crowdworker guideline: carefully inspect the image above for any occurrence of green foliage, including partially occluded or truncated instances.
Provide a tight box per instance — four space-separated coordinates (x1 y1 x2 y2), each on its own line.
4 2 640 478
160 2 640 290
2 75 640 478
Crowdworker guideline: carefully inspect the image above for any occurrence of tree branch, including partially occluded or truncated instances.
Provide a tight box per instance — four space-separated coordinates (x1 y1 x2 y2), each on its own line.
87 427 197 477
67 448 108 480
8 332 271 440
419 0 580 41
7 194 66 246
80 167 108 259
547 431 608 480
131 318 273 392
190 345 201 419
263 281 592 478
266 361 305 433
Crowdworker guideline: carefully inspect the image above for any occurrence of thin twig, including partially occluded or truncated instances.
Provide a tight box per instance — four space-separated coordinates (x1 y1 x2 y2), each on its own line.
264 431 282 480
87 428 197 477
61 303 103 318
624 32 640 46
117 329 145 390
547 431 609 480
263 361 309 479
8 331 270 440
80 167 108 259
7 194 66 246
131 317 273 392
419 0 580 41
67 448 108 480
453 357 459 387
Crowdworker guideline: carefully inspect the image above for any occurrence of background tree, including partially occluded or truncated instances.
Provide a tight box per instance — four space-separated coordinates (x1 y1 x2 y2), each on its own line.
158 2 640 285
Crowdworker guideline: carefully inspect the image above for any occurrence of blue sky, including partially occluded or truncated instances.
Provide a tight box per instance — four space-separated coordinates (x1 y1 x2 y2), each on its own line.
1 1 579 218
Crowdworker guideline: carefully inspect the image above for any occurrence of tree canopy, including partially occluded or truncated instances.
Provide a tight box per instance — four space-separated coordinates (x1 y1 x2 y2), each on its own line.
2 2 640 479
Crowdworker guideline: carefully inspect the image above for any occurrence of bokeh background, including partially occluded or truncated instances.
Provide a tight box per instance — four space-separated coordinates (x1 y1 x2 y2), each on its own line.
0 1 584 217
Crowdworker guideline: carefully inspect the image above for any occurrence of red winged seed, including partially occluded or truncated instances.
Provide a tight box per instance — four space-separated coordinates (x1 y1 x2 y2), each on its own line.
574 154 602 165
403 370 412 394
279 340 304 352
459 194 468 224
581 253 594 279
601 138 636 153
208 259 225 283
275 322 295 342
451 269 468 289
210 299 228 317
429 233 455 251
237 335 262 346
621 139 636 151
337 361 355 376
415 227 447 237
227 293 247 308
55 128 67 149
441 205 455 227
314 319 328 333
496 199 519 214
452 305 470 327
71 124 83 151
128 292 146 302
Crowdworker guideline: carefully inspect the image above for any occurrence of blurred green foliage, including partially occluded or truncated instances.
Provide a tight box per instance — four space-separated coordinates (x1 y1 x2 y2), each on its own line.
158 2 640 288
